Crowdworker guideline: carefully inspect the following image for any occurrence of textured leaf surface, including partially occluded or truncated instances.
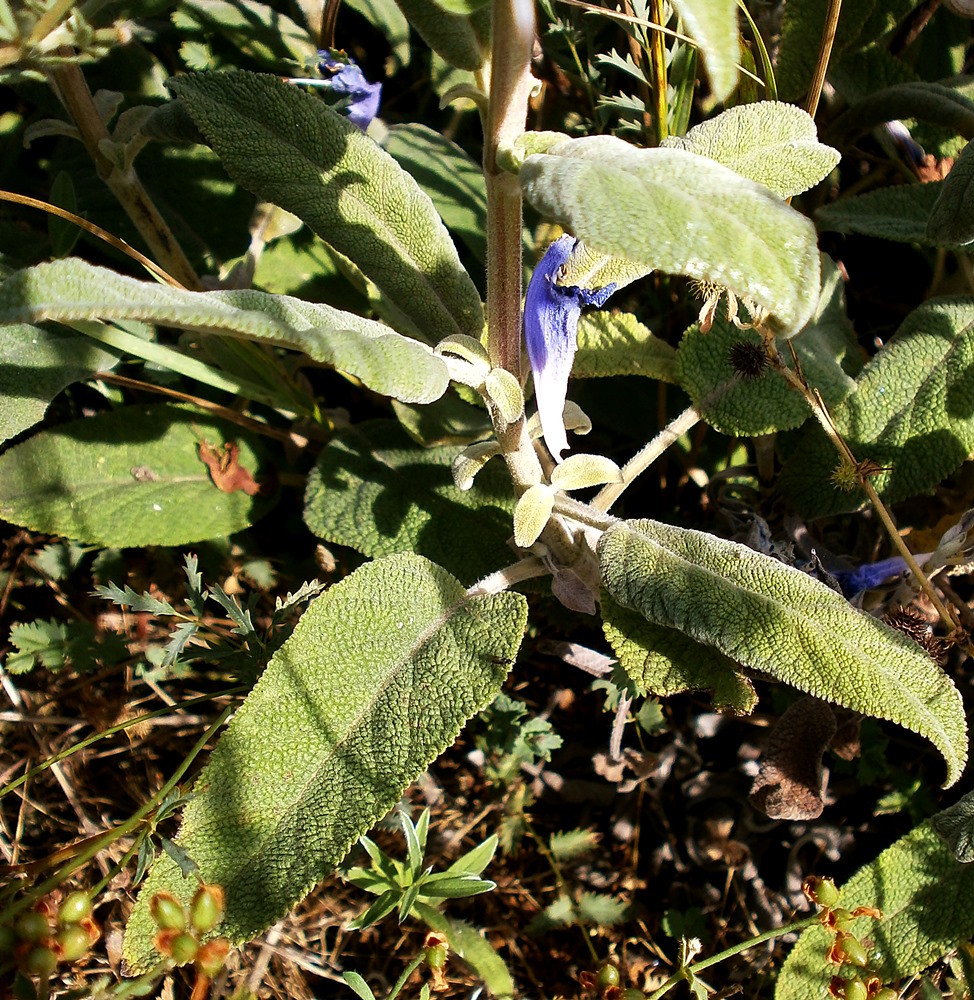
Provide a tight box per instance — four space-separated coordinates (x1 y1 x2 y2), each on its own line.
520 136 820 335
574 311 677 382
602 594 757 713
0 324 119 444
816 184 946 245
931 789 974 863
662 102 839 199
123 554 526 971
927 138 974 245
670 0 738 104
777 0 920 103
384 124 487 263
778 297 974 517
0 259 448 404
0 405 274 547
170 71 483 342
304 421 515 583
833 82 974 143
776 822 974 1000
677 257 858 435
393 0 487 70
598 519 967 785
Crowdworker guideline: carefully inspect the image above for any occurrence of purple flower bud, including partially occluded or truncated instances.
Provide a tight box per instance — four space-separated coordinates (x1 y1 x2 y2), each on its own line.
524 236 616 461
317 52 382 131
832 556 908 597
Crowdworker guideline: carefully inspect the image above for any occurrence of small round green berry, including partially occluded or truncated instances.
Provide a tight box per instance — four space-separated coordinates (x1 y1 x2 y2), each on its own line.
189 884 225 934
58 891 93 927
54 925 92 963
150 891 187 931
596 963 621 991
15 910 51 943
169 932 199 966
23 944 57 977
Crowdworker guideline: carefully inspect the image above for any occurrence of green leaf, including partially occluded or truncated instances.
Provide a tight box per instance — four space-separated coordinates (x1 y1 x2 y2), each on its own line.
574 311 678 382
932 789 974 862
303 421 515 584
776 822 974 1000
519 136 820 335
0 404 275 548
676 257 858 436
343 0 410 70
576 892 628 927
669 0 738 104
832 81 974 143
598 519 967 785
548 828 598 861
92 583 176 615
169 71 483 343
0 259 449 405
816 183 947 245
343 971 378 1000
777 0 921 103
393 0 488 70
384 124 487 263
602 593 758 714
778 297 974 517
0 324 119 444
512 484 555 548
927 138 974 245
662 102 839 199
122 553 526 970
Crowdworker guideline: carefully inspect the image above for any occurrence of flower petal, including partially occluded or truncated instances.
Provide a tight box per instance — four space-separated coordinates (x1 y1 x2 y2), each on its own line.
524 235 615 461
317 52 382 130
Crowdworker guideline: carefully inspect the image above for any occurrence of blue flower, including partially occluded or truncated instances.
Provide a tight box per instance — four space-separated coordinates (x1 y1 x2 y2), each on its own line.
832 556 908 598
317 52 381 131
525 236 616 461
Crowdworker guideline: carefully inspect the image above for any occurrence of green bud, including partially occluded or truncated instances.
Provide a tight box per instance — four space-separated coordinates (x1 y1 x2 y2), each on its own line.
426 943 448 971
23 944 57 977
58 891 93 927
804 876 840 909
831 908 855 932
150 892 187 931
15 910 51 943
836 934 869 968
169 931 199 965
55 925 92 963
190 884 225 934
596 963 621 990
844 977 868 1000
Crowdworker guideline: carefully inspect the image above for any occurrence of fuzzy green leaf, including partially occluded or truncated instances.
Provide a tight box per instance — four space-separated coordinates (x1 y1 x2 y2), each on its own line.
602 593 758 714
169 71 483 343
677 257 858 435
778 297 974 517
303 421 515 584
598 519 967 785
549 828 599 861
393 0 488 70
123 553 526 971
0 259 450 405
932 789 974 863
384 125 487 263
832 81 974 144
574 311 677 382
669 0 738 104
662 102 839 199
0 324 119 444
417 905 515 998
816 184 947 245
520 136 820 335
927 138 974 245
0 404 274 547
512 484 555 548
776 821 974 1000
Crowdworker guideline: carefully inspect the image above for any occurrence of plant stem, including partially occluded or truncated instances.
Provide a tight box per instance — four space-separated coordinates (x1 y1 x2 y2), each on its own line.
592 405 700 512
645 914 821 1000
804 0 842 120
647 0 668 143
483 0 535 378
49 57 202 291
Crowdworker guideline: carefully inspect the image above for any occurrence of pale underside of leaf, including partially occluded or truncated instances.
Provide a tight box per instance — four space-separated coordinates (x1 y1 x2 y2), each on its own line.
598 519 967 786
123 554 527 971
519 137 820 335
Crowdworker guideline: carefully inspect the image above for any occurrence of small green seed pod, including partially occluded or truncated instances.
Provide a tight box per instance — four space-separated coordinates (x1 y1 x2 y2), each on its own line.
55 925 92 963
23 944 57 978
844 977 868 1000
190 884 225 934
169 931 200 966
58 891 93 927
15 910 51 944
803 876 840 909
596 963 621 991
836 934 869 969
150 891 187 932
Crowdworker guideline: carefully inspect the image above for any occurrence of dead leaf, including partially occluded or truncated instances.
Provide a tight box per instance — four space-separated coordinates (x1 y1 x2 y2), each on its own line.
197 439 263 496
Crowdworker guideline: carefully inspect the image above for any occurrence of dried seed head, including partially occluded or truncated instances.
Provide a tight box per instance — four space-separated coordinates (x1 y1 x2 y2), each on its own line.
728 340 769 380
883 609 948 665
